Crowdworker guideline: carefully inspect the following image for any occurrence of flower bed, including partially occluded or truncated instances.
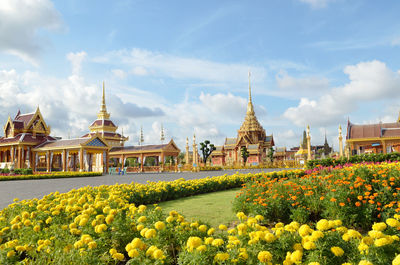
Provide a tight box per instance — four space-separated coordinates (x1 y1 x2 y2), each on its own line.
306 152 400 169
2 196 400 264
0 171 103 181
234 162 400 230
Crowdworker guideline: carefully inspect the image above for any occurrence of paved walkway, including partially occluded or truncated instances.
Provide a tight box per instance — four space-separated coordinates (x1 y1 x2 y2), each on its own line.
0 168 286 210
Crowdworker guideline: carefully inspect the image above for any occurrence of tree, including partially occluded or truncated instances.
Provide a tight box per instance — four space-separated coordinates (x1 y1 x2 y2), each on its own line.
178 152 185 164
199 140 216 163
302 130 307 149
240 146 249 164
268 147 275 163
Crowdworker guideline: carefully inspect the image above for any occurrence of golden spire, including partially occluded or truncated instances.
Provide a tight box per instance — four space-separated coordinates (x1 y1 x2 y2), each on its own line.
97 81 110 120
247 71 254 114
239 71 264 136
160 123 165 144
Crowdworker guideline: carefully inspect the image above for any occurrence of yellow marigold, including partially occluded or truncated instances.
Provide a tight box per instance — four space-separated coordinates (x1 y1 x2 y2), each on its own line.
137 216 147 223
7 250 16 258
372 222 387 231
128 249 139 258
138 205 147 212
239 251 248 260
219 224 228 231
33 225 40 232
290 250 302 263
247 217 257 227
331 246 344 257
308 262 320 265
205 237 214 245
368 230 383 239
316 219 329 231
144 229 157 239
255 215 264 221
187 236 202 252
153 249 165 259
303 241 316 250
214 252 229 262
393 254 400 265
196 245 207 252
88 241 97 249
258 250 272 263
265 232 276 243
112 252 125 261
299 224 312 237
45 217 52 224
166 216 174 223
374 237 392 247
105 215 114 224
198 224 207 232
386 218 400 228
207 228 215 235
212 238 224 247
131 238 145 250
236 212 247 220
154 221 165 230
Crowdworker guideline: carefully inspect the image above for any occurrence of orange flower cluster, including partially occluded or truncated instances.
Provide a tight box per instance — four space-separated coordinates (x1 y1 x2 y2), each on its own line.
234 162 400 228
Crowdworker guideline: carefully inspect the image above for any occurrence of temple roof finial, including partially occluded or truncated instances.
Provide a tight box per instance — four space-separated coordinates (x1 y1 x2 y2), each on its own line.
97 81 110 120
246 71 254 115
248 70 252 103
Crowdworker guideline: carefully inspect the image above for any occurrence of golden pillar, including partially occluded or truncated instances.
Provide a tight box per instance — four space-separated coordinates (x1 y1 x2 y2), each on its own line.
46 151 51 172
306 125 311 160
338 125 343 157
185 137 189 164
161 152 164 171
17 146 22 169
62 149 67 172
105 151 109 174
140 153 144 172
79 149 84 172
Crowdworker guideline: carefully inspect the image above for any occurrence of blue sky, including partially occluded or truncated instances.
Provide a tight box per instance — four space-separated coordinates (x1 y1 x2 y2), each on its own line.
1 0 400 150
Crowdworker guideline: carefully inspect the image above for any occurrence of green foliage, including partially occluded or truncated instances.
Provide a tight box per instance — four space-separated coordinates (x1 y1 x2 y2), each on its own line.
267 147 275 163
306 152 400 169
240 147 249 163
199 140 216 163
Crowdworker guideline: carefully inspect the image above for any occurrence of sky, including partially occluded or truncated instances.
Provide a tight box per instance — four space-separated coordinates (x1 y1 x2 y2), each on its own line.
1 0 400 151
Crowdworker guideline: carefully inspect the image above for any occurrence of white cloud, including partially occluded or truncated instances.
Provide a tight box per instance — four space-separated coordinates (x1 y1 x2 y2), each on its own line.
111 69 127 79
0 0 62 64
94 48 267 84
131 66 148 76
283 60 400 127
299 0 331 9
199 92 247 118
0 52 164 139
275 70 329 98
66 51 87 76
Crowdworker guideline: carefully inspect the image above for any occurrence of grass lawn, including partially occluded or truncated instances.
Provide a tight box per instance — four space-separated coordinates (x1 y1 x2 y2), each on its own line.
158 188 240 228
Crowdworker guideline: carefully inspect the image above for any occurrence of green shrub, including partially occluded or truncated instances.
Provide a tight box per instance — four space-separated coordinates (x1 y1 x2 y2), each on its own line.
306 152 400 169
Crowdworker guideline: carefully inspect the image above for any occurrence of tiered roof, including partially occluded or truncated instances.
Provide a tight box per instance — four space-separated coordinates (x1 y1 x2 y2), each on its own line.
85 82 128 145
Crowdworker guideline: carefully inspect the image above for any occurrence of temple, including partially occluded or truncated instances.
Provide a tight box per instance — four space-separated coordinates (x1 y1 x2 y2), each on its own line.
346 114 400 154
211 73 274 166
0 82 179 173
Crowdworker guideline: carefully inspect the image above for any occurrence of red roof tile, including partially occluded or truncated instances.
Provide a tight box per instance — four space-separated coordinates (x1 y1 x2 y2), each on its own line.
15 113 34 127
89 119 116 127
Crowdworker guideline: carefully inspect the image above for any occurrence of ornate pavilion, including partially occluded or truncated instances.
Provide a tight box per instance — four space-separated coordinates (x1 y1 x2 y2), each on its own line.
211 75 274 166
0 107 109 172
0 82 179 173
346 114 400 155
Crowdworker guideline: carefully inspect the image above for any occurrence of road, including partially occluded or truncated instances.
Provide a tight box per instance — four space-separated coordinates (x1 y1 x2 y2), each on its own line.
0 168 286 210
